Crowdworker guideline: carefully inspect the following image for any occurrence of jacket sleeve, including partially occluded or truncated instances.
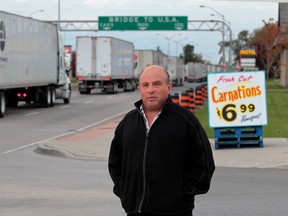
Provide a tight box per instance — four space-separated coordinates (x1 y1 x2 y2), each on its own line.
108 122 123 197
184 114 215 196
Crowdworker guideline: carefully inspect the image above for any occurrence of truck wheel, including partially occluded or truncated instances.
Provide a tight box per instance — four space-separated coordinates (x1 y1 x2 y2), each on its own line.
39 86 50 107
0 91 6 118
50 86 56 107
107 82 118 94
123 80 135 92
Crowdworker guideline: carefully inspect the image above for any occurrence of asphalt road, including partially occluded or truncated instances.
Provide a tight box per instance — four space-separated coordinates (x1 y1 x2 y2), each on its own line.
1 147 288 216
0 83 190 155
0 89 138 154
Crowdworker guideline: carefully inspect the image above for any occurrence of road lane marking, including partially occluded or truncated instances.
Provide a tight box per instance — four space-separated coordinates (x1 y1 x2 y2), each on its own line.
77 111 127 132
25 112 40 117
0 111 128 157
59 105 71 109
85 100 94 104
0 131 76 157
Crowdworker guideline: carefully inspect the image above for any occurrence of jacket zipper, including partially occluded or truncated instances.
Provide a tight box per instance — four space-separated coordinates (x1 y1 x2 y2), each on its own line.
138 131 149 213
137 105 162 213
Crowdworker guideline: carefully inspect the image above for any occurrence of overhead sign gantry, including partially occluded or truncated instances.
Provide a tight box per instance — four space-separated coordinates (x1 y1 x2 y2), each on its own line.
98 16 188 31
46 17 232 66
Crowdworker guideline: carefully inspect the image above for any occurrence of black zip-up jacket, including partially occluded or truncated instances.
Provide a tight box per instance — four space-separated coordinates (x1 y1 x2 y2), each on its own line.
108 97 215 215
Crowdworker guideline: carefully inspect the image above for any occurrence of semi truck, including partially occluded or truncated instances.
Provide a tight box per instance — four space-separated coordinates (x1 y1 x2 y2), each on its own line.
167 56 184 86
0 11 71 118
76 36 135 94
134 49 167 80
185 62 207 83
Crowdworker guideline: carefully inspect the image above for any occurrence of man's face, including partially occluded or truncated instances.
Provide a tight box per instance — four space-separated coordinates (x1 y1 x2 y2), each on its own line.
138 66 172 112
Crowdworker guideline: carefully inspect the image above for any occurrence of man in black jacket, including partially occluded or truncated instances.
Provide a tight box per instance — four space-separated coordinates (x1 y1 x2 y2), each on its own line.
108 65 215 216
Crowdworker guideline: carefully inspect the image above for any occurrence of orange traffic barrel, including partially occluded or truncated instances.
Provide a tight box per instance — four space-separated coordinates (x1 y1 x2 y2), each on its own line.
202 84 208 101
186 89 195 113
194 87 203 108
171 93 180 105
180 92 190 110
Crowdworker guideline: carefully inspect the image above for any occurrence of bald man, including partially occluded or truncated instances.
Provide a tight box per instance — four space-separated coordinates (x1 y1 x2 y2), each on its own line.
109 65 215 216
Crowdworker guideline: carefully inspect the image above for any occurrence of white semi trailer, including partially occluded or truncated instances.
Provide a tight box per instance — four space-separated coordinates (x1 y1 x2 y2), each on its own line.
76 36 135 94
0 11 71 118
167 56 184 86
134 49 167 80
185 62 207 83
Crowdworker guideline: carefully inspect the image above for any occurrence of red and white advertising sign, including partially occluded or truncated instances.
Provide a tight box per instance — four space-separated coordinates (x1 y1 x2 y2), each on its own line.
208 71 268 128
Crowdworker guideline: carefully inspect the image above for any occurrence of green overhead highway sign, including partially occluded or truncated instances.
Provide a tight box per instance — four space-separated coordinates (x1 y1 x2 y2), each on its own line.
98 16 188 31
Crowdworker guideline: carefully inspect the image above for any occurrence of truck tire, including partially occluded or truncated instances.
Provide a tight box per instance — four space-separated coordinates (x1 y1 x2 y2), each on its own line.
0 91 6 118
123 80 135 92
50 86 56 107
107 82 118 94
39 86 50 107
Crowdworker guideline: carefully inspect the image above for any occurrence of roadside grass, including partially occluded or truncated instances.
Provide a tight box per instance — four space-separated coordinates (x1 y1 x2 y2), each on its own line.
194 79 288 138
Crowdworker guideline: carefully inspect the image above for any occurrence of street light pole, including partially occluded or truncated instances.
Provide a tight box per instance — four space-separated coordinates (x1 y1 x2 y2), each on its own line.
27 9 44 18
210 12 233 67
173 37 189 56
156 33 181 56
200 5 228 66
200 5 227 24
58 0 61 30
210 13 231 28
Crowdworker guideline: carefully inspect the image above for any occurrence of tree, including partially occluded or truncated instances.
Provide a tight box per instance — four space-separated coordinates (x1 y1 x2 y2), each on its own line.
249 19 282 78
233 30 250 64
181 44 204 64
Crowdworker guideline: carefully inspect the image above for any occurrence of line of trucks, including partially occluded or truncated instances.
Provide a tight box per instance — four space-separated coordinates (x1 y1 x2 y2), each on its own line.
0 11 71 118
75 36 185 94
184 62 224 83
0 10 223 119
75 37 225 94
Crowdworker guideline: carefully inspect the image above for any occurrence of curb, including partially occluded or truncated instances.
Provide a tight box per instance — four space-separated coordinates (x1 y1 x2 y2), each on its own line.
35 143 100 161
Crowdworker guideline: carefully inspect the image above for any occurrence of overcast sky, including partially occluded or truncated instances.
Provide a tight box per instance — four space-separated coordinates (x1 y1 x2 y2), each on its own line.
1 0 283 64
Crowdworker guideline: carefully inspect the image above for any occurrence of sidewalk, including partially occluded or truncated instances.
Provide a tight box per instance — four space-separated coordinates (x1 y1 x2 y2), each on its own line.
37 117 288 169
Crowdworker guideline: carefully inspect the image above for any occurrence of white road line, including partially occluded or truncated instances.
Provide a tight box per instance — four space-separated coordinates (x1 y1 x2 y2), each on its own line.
25 112 40 117
0 131 76 157
59 105 71 109
0 111 128 157
85 100 94 104
76 111 127 132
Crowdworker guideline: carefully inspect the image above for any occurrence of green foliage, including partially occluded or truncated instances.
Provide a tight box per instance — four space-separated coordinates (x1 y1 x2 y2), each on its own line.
232 30 250 63
233 21 285 78
182 44 204 64
194 79 288 138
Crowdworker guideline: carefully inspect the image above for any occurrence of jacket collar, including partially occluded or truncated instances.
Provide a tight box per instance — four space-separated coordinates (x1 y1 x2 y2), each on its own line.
134 95 172 113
